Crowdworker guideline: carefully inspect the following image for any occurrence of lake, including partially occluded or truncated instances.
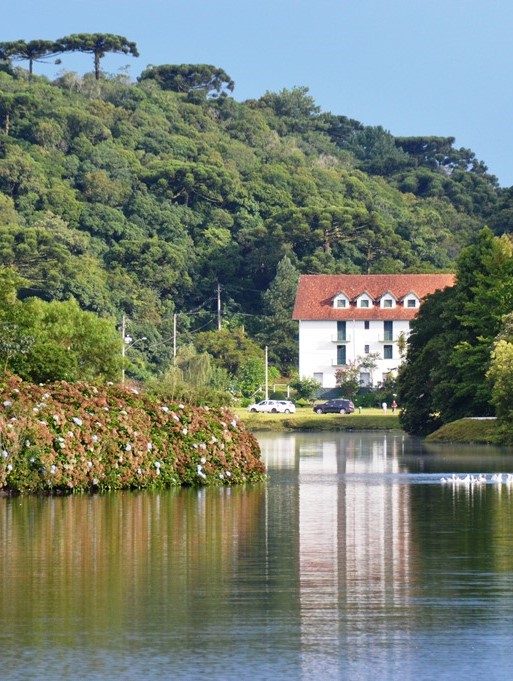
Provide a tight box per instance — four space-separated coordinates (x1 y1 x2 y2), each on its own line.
2 431 513 680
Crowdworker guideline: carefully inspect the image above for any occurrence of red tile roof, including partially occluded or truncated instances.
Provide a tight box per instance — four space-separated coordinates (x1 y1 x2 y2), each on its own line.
292 274 456 321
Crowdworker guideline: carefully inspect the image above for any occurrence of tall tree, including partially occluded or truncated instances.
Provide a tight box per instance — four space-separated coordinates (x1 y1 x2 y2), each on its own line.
258 255 300 373
0 39 61 80
398 228 513 435
139 64 234 97
57 33 139 80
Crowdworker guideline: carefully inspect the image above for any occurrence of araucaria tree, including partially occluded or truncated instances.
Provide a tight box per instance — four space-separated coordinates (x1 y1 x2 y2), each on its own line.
57 33 139 80
139 64 234 97
398 228 513 436
0 39 62 80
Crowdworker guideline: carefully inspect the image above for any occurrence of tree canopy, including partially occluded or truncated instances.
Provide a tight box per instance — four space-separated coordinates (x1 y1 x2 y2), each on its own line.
139 64 234 97
0 58 509 382
57 33 139 80
397 229 513 436
0 39 61 79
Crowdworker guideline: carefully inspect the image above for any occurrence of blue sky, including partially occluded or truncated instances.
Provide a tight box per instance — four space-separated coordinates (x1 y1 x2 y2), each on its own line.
4 0 513 185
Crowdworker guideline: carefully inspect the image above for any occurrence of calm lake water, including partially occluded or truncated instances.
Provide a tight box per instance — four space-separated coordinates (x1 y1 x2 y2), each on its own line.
3 431 513 680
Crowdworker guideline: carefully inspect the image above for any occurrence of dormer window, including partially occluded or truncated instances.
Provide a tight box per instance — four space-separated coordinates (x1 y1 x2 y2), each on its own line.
355 291 373 308
402 292 419 309
333 293 349 309
379 291 396 309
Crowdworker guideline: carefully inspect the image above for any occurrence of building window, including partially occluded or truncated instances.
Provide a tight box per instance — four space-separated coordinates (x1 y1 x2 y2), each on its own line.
360 299 370 308
384 320 393 341
337 345 347 365
364 345 370 354
314 372 323 386
360 372 370 387
407 299 417 308
364 321 370 330
383 298 393 308
336 299 347 308
384 345 393 359
337 321 346 341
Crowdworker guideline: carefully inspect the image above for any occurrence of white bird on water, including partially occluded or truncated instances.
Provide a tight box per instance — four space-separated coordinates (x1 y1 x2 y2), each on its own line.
440 472 513 485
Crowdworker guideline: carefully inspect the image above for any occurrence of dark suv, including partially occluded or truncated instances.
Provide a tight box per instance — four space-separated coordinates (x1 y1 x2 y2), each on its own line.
313 399 355 414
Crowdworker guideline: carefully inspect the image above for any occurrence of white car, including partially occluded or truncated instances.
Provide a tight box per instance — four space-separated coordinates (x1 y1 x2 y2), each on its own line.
247 400 296 414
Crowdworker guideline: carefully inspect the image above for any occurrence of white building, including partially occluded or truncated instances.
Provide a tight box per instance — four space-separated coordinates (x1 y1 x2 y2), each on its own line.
292 273 455 389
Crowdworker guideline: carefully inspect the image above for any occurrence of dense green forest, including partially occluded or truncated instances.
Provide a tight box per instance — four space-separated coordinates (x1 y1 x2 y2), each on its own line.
0 50 511 385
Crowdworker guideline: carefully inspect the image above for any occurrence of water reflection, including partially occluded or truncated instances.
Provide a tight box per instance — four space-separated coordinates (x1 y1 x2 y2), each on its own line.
262 433 415 679
2 432 513 679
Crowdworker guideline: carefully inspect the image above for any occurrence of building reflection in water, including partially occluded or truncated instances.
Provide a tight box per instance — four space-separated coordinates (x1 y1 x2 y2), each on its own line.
293 433 414 675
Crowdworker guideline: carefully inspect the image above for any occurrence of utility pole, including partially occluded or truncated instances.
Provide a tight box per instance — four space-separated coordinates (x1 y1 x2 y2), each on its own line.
173 313 177 360
121 314 126 385
217 283 222 330
265 345 269 400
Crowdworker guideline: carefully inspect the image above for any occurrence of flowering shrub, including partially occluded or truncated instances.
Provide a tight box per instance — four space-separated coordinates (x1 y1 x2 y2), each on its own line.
0 374 265 494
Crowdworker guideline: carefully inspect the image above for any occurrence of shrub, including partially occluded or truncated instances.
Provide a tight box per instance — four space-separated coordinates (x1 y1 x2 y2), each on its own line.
0 373 265 494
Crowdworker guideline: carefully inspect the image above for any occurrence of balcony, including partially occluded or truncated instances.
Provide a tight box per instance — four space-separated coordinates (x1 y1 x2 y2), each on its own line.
377 335 399 343
330 334 351 343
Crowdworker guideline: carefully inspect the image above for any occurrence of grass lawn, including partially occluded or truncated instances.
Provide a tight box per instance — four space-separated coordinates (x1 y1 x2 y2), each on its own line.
235 406 402 432
425 417 500 444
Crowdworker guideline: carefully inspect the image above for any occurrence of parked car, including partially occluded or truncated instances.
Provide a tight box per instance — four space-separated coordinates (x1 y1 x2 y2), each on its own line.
247 399 296 414
313 399 354 414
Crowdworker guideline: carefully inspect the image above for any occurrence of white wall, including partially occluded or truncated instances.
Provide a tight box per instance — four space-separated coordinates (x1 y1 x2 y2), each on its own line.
298 319 410 388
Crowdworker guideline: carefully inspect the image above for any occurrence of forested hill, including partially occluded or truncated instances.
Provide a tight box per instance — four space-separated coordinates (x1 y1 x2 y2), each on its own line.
0 62 510 377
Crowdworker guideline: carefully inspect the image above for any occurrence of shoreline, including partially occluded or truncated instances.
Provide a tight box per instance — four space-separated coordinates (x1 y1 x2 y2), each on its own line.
237 409 503 444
